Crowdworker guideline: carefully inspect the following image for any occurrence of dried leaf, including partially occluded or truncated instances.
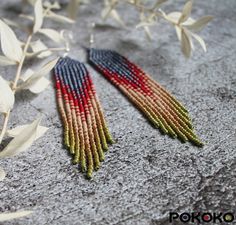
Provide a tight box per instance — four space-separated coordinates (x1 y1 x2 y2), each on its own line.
18 58 58 90
30 40 52 58
189 33 195 51
0 118 41 158
175 25 181 41
182 17 195 26
46 11 75 24
32 57 59 77
181 29 191 58
21 69 34 82
191 32 206 52
166 12 182 23
7 124 48 139
179 1 192 23
33 0 43 33
0 20 23 62
20 69 50 93
39 29 64 43
185 16 213 32
28 77 50 93
0 76 14 113
0 211 33 222
0 55 17 66
0 166 6 181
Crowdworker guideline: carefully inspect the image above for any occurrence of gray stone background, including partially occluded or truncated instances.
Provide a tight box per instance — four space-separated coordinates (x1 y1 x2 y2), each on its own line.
0 0 236 224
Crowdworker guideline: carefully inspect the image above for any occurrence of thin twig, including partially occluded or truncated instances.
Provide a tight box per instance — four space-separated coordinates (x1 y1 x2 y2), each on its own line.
0 34 33 144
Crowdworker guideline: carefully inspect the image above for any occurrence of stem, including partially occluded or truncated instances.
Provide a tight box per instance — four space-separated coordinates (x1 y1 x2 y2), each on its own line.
0 34 33 144
12 35 32 90
0 111 10 144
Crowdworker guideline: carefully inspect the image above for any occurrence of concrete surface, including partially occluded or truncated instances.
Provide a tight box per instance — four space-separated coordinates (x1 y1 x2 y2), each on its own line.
0 0 236 224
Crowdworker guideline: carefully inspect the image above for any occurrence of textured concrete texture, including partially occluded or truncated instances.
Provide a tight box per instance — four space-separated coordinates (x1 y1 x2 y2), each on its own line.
0 0 236 224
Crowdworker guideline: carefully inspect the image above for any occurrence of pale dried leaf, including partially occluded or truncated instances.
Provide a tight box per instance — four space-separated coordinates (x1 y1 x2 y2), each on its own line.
0 166 6 181
189 33 195 51
33 0 43 33
0 211 33 222
67 0 79 19
33 57 59 78
179 1 192 23
175 25 181 41
30 40 52 58
182 17 195 26
21 69 34 82
39 29 64 43
0 118 41 158
28 77 50 93
46 11 75 24
166 12 182 23
7 124 48 139
18 58 58 90
181 29 191 58
0 55 17 66
191 32 206 52
0 76 14 113
185 16 213 32
0 20 23 62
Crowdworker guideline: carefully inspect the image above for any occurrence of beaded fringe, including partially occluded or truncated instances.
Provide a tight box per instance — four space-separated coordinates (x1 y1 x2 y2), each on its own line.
88 48 203 146
54 57 113 178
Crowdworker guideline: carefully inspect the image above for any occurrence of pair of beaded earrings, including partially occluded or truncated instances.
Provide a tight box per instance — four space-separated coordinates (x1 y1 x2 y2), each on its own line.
53 46 203 178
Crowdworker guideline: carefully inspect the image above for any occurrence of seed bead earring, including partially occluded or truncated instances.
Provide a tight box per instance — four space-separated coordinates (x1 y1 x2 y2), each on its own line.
88 48 203 147
53 57 113 178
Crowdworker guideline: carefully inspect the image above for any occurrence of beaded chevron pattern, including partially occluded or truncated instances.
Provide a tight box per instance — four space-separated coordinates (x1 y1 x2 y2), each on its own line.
89 48 203 146
54 57 113 178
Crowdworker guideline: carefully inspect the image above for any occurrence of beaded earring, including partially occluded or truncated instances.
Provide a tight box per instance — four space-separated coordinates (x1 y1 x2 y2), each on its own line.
53 57 113 178
88 48 203 146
